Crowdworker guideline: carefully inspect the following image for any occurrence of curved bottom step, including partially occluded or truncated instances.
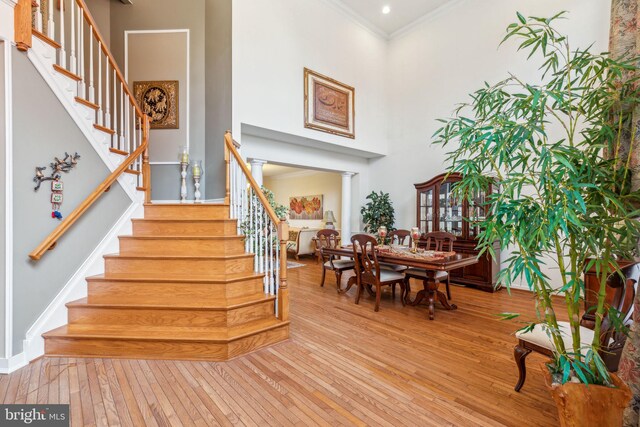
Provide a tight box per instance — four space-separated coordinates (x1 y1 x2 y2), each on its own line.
43 320 289 361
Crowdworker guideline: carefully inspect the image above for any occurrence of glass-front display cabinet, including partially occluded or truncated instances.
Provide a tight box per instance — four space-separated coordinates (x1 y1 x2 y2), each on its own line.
414 173 500 292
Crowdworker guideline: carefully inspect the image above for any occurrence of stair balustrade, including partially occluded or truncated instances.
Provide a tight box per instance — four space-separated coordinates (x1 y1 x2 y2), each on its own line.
224 132 289 321
23 0 152 260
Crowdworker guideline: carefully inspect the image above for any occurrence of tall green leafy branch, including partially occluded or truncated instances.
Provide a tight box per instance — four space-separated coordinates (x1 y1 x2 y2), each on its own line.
433 11 640 385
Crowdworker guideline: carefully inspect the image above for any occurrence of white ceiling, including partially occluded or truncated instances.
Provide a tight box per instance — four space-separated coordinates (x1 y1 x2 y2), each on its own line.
332 0 455 37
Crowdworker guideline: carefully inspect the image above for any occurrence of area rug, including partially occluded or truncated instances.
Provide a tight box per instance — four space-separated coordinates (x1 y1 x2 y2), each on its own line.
287 261 306 269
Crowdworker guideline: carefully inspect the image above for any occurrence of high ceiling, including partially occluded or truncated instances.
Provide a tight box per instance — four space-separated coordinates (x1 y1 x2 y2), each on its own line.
333 0 455 37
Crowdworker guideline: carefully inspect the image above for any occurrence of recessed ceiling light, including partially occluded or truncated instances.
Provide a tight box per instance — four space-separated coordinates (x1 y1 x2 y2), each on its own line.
382 5 391 14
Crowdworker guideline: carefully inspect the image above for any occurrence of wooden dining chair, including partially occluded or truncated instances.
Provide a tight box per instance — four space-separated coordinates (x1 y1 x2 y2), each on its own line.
388 229 411 245
513 262 640 392
351 234 406 312
317 229 355 291
404 231 456 301
380 230 411 294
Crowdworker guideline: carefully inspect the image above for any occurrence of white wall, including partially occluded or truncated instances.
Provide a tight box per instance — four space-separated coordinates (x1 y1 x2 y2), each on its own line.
373 0 611 229
232 0 389 156
264 171 342 229
371 0 611 288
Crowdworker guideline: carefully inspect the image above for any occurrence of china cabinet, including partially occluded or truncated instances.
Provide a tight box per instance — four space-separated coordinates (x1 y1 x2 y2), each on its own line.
414 172 500 292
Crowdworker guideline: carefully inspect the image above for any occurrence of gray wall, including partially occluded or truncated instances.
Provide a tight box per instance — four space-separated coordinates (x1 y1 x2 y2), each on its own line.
205 0 232 199
0 42 6 357
84 0 112 48
106 0 230 200
110 0 206 201
11 49 130 355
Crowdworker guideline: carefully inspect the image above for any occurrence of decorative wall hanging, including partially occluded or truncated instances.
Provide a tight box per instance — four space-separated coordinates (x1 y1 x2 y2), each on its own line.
133 80 179 129
289 195 324 220
33 152 81 220
304 68 355 139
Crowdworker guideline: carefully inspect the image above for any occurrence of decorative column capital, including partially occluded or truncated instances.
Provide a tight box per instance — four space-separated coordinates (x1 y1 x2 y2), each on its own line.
341 172 355 178
248 159 268 167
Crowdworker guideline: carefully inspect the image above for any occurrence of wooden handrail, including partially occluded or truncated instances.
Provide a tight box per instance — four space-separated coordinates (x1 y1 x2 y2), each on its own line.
224 132 281 224
74 0 143 117
29 117 150 261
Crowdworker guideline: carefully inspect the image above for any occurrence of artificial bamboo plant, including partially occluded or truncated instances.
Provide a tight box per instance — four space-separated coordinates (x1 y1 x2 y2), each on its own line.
434 12 640 386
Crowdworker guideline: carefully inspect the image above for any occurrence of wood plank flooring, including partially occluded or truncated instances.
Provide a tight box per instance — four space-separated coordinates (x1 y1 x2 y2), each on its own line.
1 259 560 426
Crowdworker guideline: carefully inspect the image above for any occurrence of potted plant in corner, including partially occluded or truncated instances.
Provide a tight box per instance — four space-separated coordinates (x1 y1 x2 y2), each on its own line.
360 191 396 243
434 12 640 426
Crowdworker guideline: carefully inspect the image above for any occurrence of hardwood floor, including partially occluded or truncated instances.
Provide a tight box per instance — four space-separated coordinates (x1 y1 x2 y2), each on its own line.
2 259 560 426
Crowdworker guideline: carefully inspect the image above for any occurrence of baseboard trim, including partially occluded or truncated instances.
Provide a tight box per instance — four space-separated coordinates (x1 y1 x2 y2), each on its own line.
0 353 27 375
21 201 144 364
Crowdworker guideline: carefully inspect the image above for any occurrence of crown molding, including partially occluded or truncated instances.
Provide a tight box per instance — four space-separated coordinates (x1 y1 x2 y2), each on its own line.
389 0 467 40
320 0 389 40
321 0 465 42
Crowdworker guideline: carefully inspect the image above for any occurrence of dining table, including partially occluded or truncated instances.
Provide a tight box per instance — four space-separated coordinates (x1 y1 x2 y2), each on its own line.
321 245 479 320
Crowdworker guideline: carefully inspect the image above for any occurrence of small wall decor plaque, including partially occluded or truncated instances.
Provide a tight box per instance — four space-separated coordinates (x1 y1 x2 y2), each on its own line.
33 152 81 220
304 68 355 139
133 80 179 129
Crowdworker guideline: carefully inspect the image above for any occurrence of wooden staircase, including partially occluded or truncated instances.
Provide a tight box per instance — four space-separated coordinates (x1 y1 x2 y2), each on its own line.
43 203 290 360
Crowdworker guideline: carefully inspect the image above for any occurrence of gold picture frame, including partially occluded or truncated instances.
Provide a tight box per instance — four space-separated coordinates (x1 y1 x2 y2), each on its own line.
133 80 179 129
304 68 355 139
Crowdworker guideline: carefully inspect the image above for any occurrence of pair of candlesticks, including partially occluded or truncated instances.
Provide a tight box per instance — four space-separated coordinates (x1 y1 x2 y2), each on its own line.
179 146 203 203
377 226 422 252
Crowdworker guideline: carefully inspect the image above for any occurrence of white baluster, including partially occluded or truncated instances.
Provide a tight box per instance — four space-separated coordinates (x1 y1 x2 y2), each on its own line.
126 100 130 153
88 26 95 102
120 82 125 150
104 61 110 128
78 12 85 98
97 42 102 125
112 70 117 148
69 1 76 74
47 0 55 39
34 0 43 33
59 0 66 69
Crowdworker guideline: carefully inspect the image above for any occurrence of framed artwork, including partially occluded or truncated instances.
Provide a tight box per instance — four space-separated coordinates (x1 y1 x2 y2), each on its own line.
289 195 324 220
133 80 179 129
304 68 355 139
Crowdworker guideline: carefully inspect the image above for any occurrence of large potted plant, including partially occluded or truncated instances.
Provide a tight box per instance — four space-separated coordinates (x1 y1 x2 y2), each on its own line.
360 191 396 240
434 12 640 426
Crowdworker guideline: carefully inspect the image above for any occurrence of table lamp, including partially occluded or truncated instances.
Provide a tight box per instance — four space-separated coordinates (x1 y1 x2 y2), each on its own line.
324 211 337 229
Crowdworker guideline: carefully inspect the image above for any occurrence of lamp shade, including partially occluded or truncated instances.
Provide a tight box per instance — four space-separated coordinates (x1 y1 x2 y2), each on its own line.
324 210 337 223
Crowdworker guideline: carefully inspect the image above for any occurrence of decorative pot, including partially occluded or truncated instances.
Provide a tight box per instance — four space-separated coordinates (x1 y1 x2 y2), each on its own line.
540 363 631 427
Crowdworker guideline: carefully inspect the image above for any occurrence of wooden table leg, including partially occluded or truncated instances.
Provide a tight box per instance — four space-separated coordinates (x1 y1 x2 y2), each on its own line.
409 272 457 320
339 276 357 294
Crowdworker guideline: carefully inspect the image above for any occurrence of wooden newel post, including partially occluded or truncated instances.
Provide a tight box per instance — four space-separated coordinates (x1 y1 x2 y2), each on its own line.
15 0 33 51
278 220 289 321
142 117 151 204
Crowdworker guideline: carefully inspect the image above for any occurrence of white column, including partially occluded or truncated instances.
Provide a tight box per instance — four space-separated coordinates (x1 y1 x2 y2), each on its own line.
341 172 355 242
249 159 267 187
0 0 18 43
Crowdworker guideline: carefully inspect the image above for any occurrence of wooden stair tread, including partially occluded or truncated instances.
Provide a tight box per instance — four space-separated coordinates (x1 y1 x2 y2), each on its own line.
86 272 265 283
33 29 62 49
53 64 82 82
94 124 115 135
74 97 99 110
109 147 129 156
104 253 253 260
119 235 243 241
44 318 289 342
144 203 229 207
68 294 275 309
134 219 236 224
